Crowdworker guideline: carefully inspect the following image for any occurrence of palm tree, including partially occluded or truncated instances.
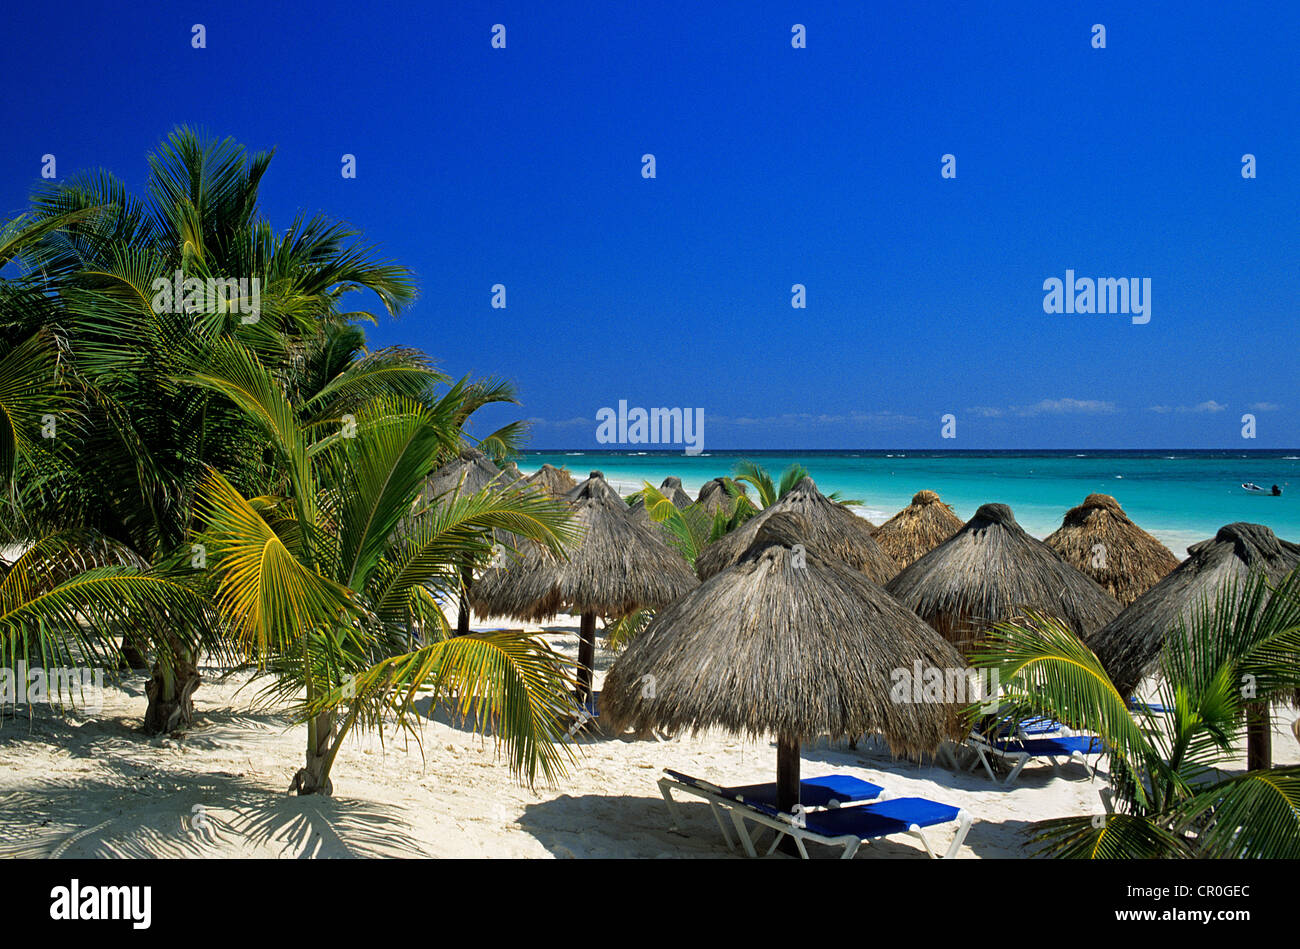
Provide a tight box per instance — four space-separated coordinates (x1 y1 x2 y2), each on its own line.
0 329 209 716
5 127 423 730
188 338 580 794
733 460 862 508
971 569 1300 858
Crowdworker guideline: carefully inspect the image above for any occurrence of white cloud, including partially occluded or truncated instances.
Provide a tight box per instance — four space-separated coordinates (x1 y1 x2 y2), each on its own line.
1147 401 1227 414
968 399 1117 418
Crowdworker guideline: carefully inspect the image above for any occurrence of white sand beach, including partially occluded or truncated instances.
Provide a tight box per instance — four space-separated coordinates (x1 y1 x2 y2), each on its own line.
2 617 1295 860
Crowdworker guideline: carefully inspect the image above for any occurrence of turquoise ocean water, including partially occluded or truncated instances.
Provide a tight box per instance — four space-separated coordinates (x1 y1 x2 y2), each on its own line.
520 451 1300 558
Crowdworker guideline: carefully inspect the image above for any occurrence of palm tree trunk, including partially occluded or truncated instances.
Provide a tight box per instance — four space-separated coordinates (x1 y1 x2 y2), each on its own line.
290 709 337 795
456 562 472 636
576 611 597 708
142 641 200 735
1246 701 1272 770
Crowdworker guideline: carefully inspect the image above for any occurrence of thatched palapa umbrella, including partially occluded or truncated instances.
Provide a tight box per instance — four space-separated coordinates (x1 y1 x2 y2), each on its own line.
885 503 1121 651
697 477 747 516
602 513 968 827
694 477 896 583
1044 494 1178 606
872 490 963 570
423 447 516 635
1087 522 1300 770
471 472 698 705
629 476 693 518
526 463 577 498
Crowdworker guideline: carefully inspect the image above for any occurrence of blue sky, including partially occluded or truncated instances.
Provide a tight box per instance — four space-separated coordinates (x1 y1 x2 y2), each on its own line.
4 1 1296 449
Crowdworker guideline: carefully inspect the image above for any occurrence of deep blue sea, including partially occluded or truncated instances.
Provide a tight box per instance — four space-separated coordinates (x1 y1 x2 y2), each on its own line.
521 450 1300 558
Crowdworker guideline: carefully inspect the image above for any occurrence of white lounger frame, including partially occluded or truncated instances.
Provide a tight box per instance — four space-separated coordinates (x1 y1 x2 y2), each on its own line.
728 804 972 860
967 734 1102 785
657 773 887 853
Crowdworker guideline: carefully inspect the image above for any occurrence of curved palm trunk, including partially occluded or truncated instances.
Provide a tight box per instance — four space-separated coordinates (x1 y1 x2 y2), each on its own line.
456 562 472 636
142 642 200 735
290 709 337 795
120 633 150 671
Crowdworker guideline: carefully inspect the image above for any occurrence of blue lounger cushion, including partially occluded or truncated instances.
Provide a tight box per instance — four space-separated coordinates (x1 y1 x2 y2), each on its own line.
990 736 1102 755
757 797 962 839
664 769 885 807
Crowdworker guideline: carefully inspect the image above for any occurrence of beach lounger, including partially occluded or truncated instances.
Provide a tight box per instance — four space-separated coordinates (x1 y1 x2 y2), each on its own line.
968 733 1104 784
729 797 973 859
940 715 1067 771
1127 698 1173 715
658 769 887 851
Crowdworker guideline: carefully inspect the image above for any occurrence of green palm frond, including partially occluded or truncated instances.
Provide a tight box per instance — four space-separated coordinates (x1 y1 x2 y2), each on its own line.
973 612 1165 808
733 459 777 508
311 630 579 786
1171 766 1300 859
195 469 355 659
1026 814 1192 859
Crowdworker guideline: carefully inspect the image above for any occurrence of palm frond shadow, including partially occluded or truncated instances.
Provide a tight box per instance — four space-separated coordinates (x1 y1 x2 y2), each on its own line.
0 770 428 858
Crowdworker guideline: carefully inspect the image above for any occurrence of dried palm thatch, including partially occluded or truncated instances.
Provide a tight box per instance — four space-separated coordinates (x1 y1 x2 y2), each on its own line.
628 476 693 517
420 447 518 634
1088 522 1300 696
885 503 1121 652
559 469 620 502
871 490 963 570
471 472 698 702
525 463 577 498
602 513 968 811
422 446 508 501
1044 494 1178 606
476 472 695 618
694 477 896 583
697 477 747 515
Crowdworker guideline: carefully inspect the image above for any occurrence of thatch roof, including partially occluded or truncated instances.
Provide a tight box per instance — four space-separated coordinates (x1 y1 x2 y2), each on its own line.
525 463 577 498
563 469 623 504
871 490 963 570
600 514 969 757
470 472 698 622
422 446 508 501
884 503 1121 651
694 477 896 583
1044 494 1179 607
629 476 693 516
1089 522 1300 695
697 477 747 515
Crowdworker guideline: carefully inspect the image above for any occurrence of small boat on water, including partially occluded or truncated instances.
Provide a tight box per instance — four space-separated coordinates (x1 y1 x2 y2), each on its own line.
1242 482 1282 495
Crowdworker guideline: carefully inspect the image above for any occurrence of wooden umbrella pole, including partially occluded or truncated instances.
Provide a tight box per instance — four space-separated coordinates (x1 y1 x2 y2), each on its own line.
576 611 597 707
776 734 802 857
1246 701 1272 771
776 735 801 811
